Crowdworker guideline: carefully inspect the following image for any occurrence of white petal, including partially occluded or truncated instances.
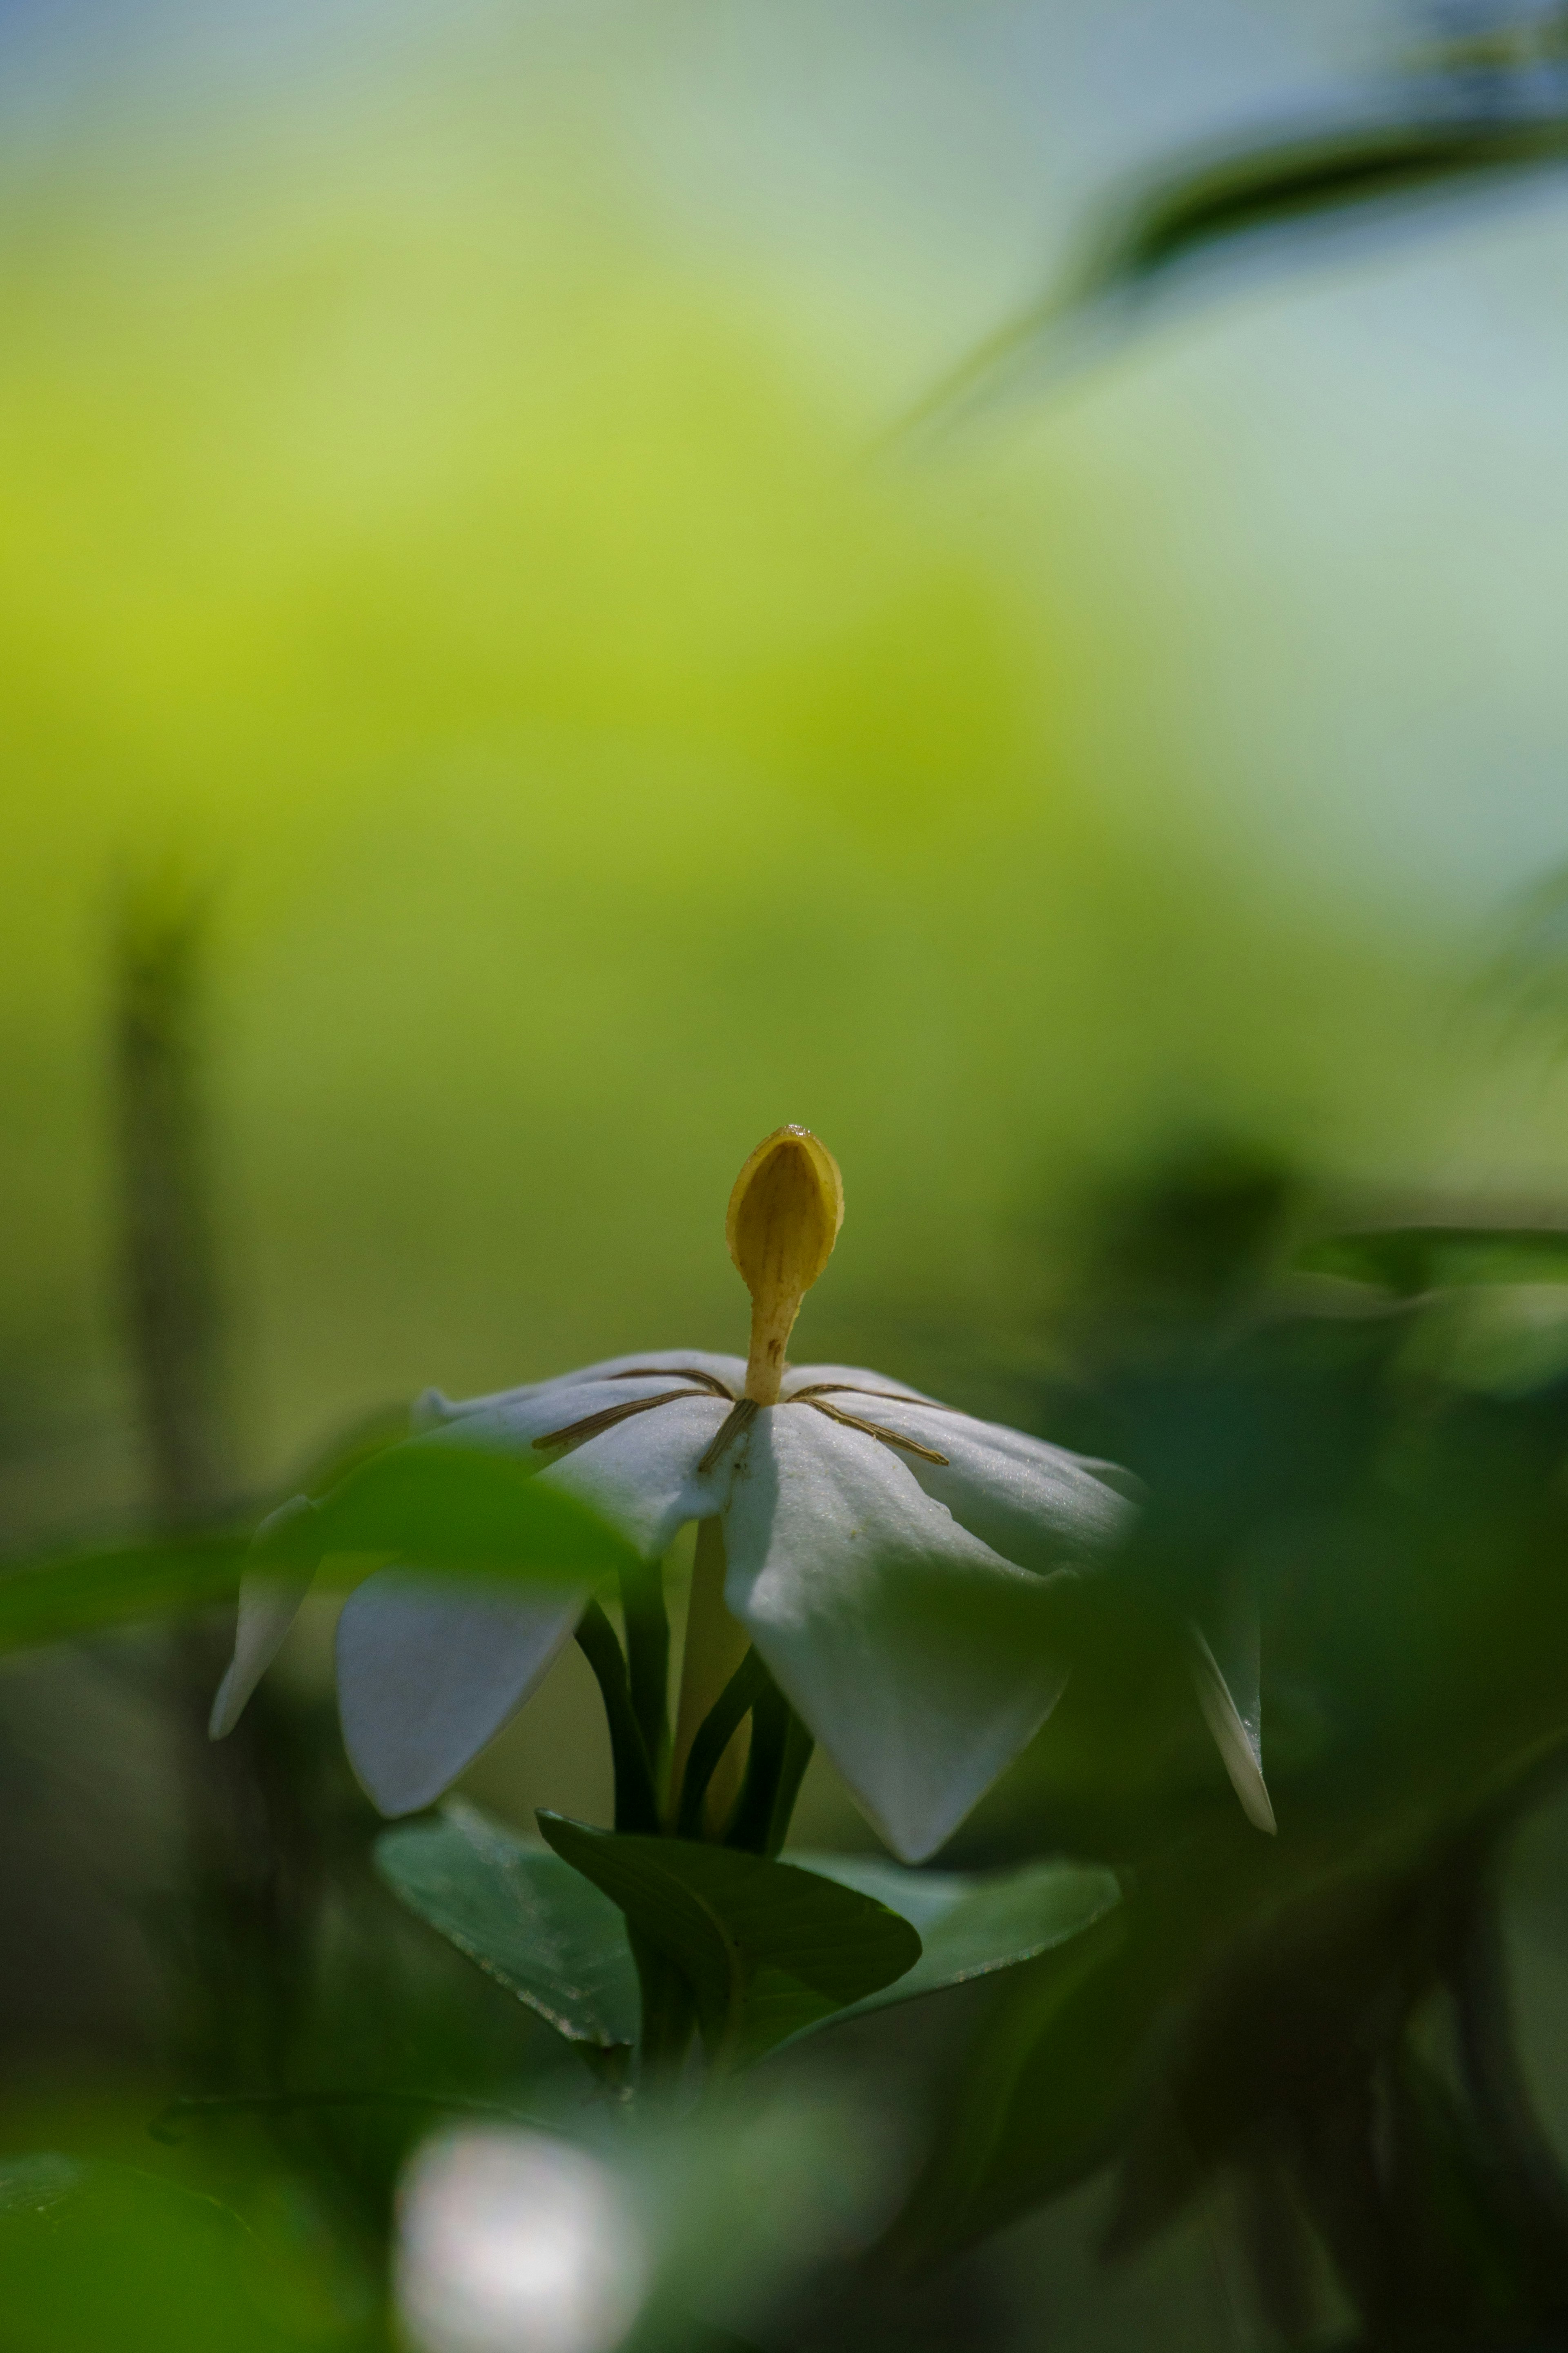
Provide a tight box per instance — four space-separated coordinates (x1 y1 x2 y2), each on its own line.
425 1377 740 1560
1188 1596 1275 1834
431 1350 748 1423
336 1571 586 1815
781 1362 944 1404
208 1495 319 1737
723 1407 1072 1863
209 1573 312 1736
786 1389 1134 1575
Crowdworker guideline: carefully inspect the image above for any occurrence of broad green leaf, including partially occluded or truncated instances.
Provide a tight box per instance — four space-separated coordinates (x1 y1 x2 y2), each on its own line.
0 2155 320 2352
0 1537 245 1657
0 1443 635 1660
537 1813 921 2064
783 1852 1122 2038
1300 1226 1568 1296
267 1439 638 1582
375 1800 639 2063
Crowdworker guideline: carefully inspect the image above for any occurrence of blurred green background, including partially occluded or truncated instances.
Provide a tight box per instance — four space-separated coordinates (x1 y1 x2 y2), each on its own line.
8 0 1563 1541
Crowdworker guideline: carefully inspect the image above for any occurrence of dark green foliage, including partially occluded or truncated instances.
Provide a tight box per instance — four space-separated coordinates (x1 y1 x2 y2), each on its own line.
537 1813 922 2065
375 1801 641 2067
0 2156 331 2352
1301 1224 1568 1295
873 1160 1568 2343
785 1852 1123 2039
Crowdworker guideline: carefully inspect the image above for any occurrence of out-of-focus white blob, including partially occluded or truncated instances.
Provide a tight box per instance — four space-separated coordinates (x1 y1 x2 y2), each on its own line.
396 2128 648 2353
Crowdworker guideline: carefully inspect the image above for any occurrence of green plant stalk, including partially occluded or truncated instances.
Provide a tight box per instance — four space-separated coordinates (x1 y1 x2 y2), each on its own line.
575 1602 662 1834
619 1555 670 1788
724 1671 811 1857
676 1650 767 1839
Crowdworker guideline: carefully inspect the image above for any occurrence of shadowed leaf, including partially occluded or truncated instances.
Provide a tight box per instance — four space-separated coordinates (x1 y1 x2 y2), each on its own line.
538 1812 920 2064
375 1800 640 2065
784 1852 1121 2039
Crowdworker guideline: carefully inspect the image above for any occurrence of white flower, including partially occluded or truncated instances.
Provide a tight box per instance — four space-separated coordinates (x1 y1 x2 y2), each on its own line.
213 1127 1272 1860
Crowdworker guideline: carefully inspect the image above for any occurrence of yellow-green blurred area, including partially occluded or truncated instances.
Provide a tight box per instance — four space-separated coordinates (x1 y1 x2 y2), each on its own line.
3 0 1545 1534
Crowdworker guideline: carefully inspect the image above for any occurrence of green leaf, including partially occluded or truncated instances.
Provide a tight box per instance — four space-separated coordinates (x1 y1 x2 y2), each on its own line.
782 1852 1122 2038
0 1441 637 1662
1300 1226 1568 1296
0 1538 245 1657
912 98 1568 430
1072 114 1568 309
375 1800 639 2066
537 1812 922 2065
269 1439 638 1581
0 2155 319 2351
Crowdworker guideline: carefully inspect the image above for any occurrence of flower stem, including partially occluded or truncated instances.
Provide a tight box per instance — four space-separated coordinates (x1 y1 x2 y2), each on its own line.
725 1671 814 1857
574 1602 661 1833
676 1650 768 1839
619 1555 670 1788
669 1518 750 1832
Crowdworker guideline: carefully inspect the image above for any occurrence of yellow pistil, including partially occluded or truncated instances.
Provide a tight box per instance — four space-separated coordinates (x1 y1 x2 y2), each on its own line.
727 1126 844 1406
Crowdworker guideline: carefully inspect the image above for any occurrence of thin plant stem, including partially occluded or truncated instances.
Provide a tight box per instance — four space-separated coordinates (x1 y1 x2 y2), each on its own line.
619 1554 670 1789
115 869 230 1527
724 1669 813 1857
114 870 319 2098
669 1517 750 1831
575 1601 661 1833
630 1932 697 2088
676 1650 767 1839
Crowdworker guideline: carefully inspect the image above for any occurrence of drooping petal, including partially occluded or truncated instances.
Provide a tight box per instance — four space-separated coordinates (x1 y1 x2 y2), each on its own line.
1188 1593 1275 1834
208 1494 320 1737
209 1572 312 1736
336 1571 586 1815
423 1351 748 1425
426 1376 741 1560
722 1407 1074 1863
786 1383 1135 1576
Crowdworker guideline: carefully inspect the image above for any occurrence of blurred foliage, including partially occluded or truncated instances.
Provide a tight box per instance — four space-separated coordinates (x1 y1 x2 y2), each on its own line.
919 1 1568 424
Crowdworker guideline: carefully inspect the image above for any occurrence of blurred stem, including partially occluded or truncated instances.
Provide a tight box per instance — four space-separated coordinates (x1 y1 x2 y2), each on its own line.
630 1927 697 2088
1292 2069 1405 2344
113 871 318 2096
619 1555 670 1790
115 873 230 1525
575 1602 661 1834
1452 1856 1568 2307
669 1518 750 1834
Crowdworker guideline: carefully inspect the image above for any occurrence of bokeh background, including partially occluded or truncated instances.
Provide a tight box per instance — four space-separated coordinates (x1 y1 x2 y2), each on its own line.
9 0 1568 2343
